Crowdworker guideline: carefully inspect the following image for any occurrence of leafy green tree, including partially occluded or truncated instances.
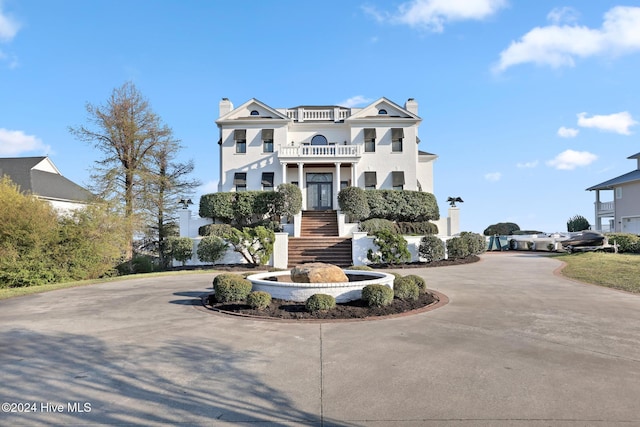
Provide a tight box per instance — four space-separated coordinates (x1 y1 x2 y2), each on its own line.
168 237 194 266
567 215 590 232
196 236 228 264
483 222 520 236
225 226 274 265
275 183 302 221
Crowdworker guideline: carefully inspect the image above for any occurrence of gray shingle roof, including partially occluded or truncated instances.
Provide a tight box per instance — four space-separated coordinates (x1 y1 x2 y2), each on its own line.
0 156 93 202
586 169 640 191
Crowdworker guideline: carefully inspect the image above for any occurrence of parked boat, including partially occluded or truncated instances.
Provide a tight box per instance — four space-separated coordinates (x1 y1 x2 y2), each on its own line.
560 231 605 248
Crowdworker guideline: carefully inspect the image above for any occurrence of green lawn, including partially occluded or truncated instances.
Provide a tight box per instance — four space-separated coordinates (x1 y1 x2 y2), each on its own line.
556 252 640 293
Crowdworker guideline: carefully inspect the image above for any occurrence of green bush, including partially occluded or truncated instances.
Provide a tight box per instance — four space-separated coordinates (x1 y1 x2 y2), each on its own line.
483 222 520 236
167 236 194 266
393 277 419 300
198 223 234 238
226 226 275 265
305 294 336 312
367 229 411 265
395 221 439 235
247 291 272 309
199 192 234 223
338 187 370 221
275 183 302 220
461 232 486 255
567 215 590 232
404 274 427 293
363 190 439 222
361 284 394 307
213 274 252 303
418 235 445 262
359 218 396 235
605 233 640 253
196 236 228 264
130 254 156 273
447 236 470 259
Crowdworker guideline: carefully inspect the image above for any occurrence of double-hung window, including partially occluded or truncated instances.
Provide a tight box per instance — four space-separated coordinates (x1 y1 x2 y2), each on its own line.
364 128 376 152
261 172 274 191
391 128 404 152
234 172 247 191
364 171 377 190
262 129 274 153
392 171 405 190
234 129 246 154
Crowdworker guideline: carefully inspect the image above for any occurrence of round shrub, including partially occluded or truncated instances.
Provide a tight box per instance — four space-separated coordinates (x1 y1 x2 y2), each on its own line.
361 284 394 307
338 186 370 221
393 277 419 300
196 236 228 264
346 265 374 271
212 274 252 303
305 294 337 312
247 291 272 309
419 235 445 263
446 236 470 259
404 274 426 293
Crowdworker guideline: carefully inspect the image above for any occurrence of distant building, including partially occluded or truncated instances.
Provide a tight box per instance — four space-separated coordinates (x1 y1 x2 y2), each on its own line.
0 156 93 214
586 152 640 234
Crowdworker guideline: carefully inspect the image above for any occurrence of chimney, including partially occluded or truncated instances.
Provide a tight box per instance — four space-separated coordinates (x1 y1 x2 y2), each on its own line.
219 98 233 117
404 98 418 115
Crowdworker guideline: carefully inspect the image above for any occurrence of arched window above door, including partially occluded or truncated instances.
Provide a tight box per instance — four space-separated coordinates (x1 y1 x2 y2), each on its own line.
310 135 328 145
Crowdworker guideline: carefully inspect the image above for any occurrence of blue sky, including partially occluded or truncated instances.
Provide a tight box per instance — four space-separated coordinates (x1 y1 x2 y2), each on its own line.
1 0 639 234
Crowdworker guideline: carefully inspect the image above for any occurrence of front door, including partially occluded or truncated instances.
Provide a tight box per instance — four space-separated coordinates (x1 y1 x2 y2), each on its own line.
307 173 332 210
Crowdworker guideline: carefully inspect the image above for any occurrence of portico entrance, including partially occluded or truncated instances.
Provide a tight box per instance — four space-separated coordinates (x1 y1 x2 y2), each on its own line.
307 173 332 210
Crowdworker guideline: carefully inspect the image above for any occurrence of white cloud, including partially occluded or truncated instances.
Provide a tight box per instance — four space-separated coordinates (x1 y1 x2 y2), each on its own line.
547 7 579 25
557 126 579 138
365 0 507 32
494 6 640 72
339 96 372 108
577 111 638 135
0 128 50 156
546 149 597 170
516 160 538 168
0 3 20 42
484 172 502 181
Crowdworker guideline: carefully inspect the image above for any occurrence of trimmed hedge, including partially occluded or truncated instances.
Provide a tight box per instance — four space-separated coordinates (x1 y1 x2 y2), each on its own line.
305 294 336 312
338 186 370 221
418 235 445 263
339 188 439 222
605 233 640 253
247 291 272 309
393 277 419 300
395 221 438 235
212 273 252 303
361 284 394 307
359 218 396 235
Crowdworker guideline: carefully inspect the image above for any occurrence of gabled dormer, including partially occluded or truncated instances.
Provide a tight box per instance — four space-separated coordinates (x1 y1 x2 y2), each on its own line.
216 98 290 125
346 97 421 123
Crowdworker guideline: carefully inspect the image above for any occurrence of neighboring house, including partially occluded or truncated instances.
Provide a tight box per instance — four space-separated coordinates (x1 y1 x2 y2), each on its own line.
215 97 437 211
586 152 640 234
0 156 93 214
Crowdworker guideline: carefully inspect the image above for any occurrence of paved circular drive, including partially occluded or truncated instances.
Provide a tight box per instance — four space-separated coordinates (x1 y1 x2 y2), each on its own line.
1 253 639 426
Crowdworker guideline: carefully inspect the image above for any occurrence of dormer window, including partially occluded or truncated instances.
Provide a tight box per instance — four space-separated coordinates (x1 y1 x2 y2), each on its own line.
378 109 387 115
250 110 259 116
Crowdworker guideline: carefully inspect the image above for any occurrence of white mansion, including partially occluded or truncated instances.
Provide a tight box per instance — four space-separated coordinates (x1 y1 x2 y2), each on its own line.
178 97 459 267
215 97 436 209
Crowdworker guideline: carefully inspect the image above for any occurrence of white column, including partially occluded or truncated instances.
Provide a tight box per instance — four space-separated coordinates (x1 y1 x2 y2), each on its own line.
595 189 601 231
281 162 287 185
351 162 358 188
334 162 341 210
297 162 305 209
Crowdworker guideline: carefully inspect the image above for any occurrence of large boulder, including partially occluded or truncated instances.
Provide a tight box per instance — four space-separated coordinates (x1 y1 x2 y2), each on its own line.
291 263 348 283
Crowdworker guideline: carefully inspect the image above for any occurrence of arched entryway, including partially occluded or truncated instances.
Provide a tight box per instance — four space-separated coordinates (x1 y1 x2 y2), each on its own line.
307 173 332 210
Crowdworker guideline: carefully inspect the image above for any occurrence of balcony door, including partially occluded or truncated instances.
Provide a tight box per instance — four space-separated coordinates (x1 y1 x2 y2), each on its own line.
307 173 332 210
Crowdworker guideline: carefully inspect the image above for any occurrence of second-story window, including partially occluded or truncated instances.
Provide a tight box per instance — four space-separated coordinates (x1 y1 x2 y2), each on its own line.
364 128 376 152
234 129 246 154
391 128 403 152
392 171 405 190
311 135 328 145
262 129 274 153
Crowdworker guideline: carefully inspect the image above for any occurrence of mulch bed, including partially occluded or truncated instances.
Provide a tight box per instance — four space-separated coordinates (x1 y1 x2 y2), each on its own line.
202 256 479 320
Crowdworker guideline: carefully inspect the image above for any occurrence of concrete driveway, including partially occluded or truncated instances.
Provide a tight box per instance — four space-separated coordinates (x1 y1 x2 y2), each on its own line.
1 253 639 426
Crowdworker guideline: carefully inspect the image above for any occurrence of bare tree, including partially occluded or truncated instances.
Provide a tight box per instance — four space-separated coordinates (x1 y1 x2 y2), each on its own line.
70 82 174 260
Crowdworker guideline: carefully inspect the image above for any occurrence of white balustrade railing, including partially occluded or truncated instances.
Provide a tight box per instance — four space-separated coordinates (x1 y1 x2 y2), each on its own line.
279 144 361 158
286 107 351 121
596 201 614 213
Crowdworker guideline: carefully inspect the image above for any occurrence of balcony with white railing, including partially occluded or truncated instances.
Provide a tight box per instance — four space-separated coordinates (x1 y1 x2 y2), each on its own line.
278 144 362 162
596 201 614 215
286 107 351 122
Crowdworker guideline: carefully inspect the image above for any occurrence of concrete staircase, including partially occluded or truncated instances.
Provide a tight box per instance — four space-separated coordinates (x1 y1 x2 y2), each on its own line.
288 210 352 267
